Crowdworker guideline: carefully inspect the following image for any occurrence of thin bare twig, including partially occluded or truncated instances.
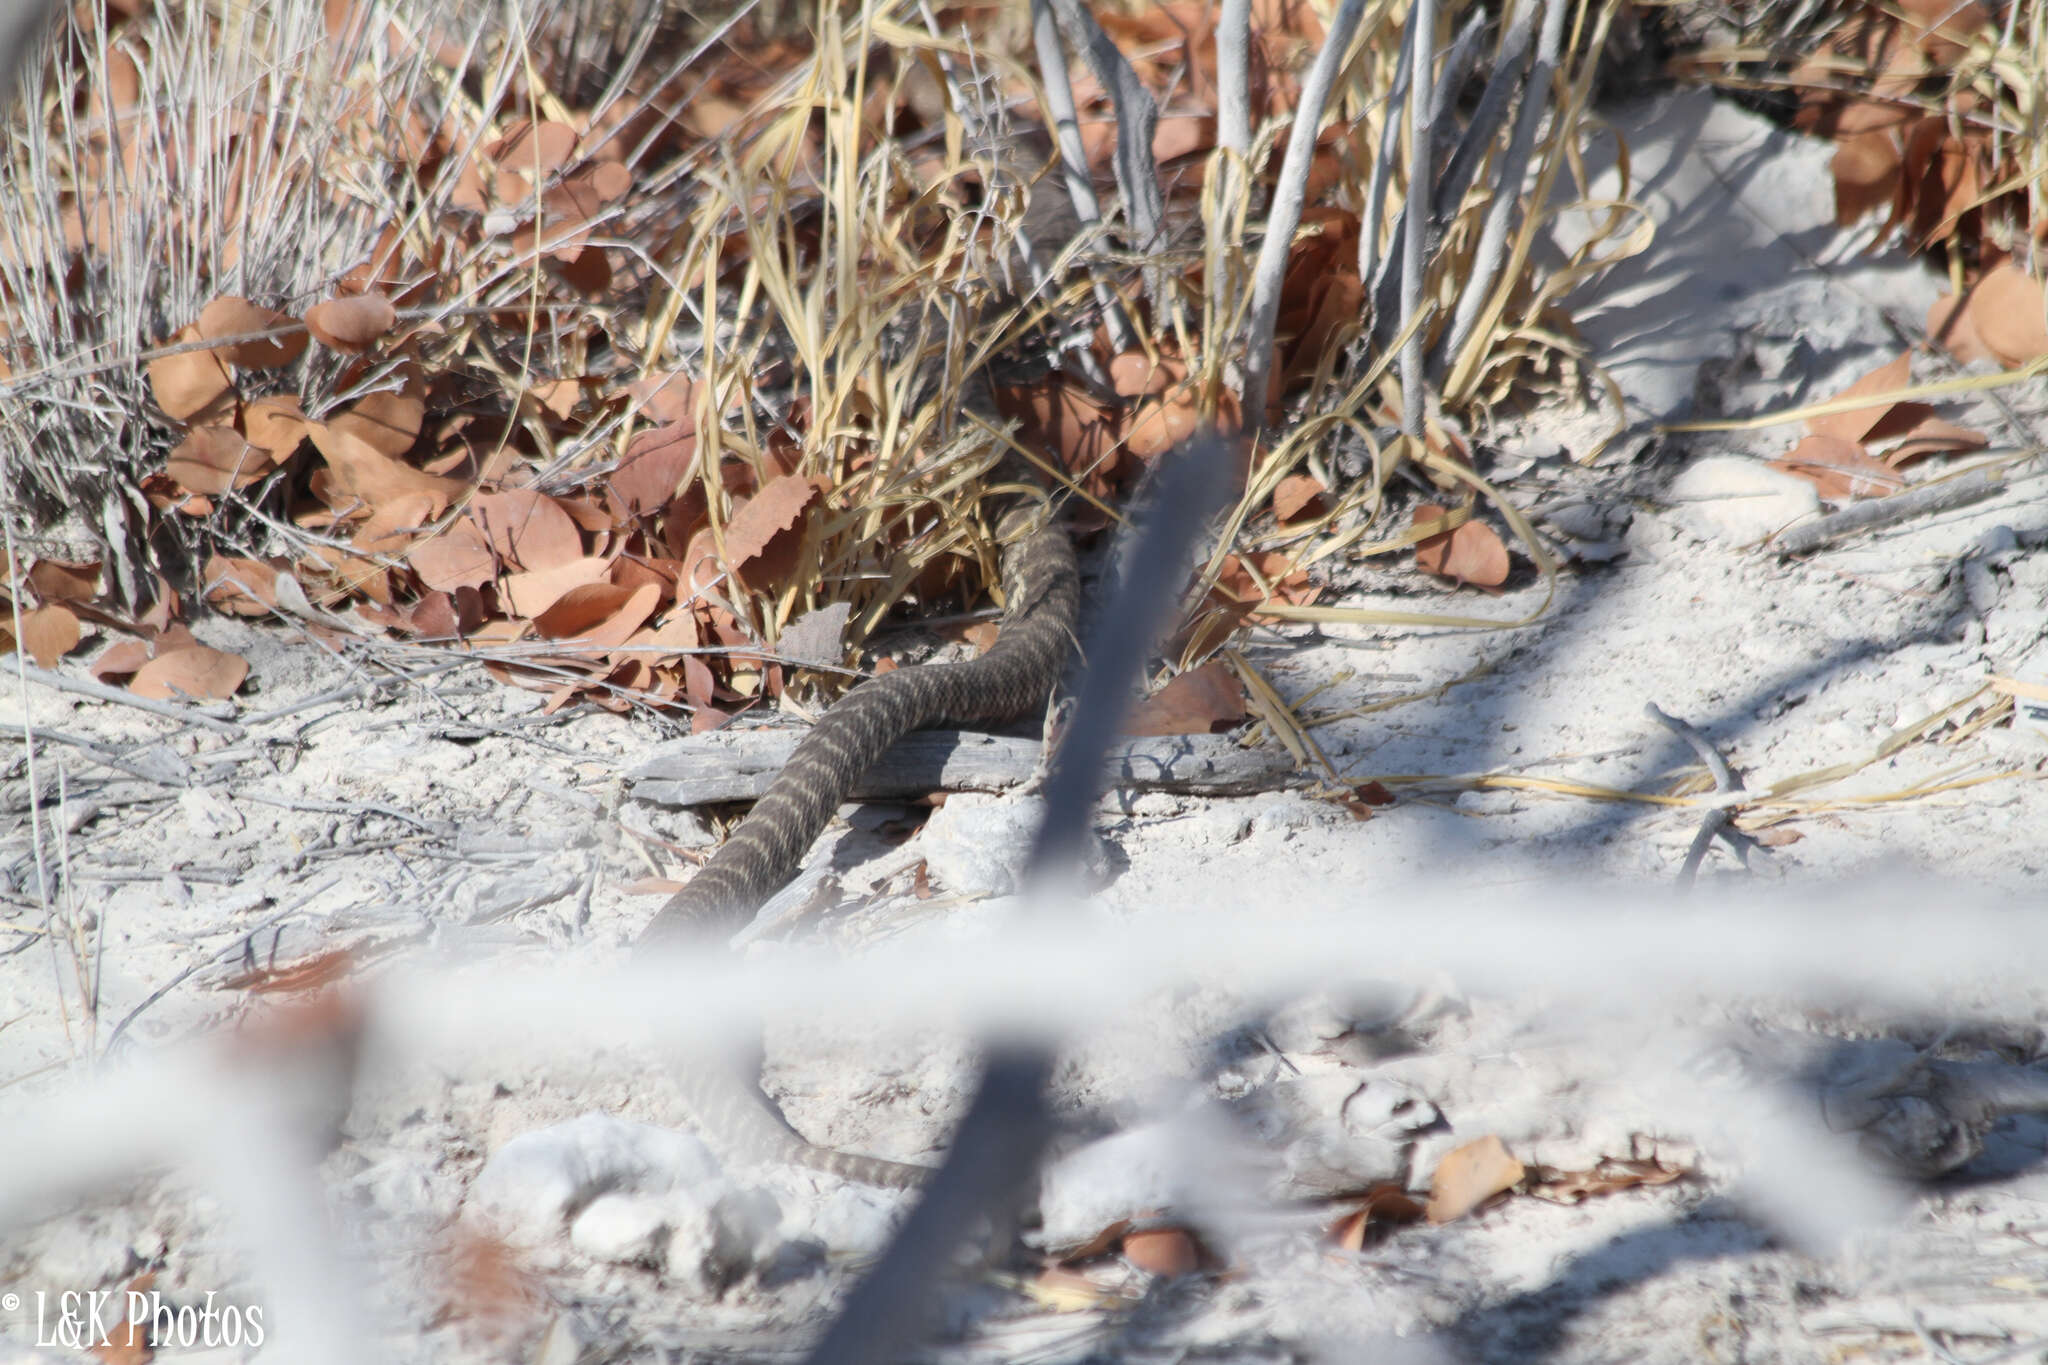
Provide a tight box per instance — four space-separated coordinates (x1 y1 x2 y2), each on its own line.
10 660 245 736
1024 0 1137 354
1238 0 1368 424
1211 0 1252 332
1046 0 1171 324
1398 0 1438 438
1645 702 1753 888
1437 0 1566 383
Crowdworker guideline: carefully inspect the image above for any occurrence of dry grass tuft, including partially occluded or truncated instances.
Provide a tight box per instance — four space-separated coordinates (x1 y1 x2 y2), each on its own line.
1 0 1633 725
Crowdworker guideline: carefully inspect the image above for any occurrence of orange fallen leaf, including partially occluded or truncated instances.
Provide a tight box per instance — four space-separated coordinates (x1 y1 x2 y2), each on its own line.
19 605 81 666
1413 504 1509 589
197 294 306 369
92 1271 155 1364
1965 263 2048 366
1125 658 1247 736
472 488 583 570
329 390 425 459
611 422 698 515
166 425 274 495
1807 353 1911 444
225 948 355 993
1108 350 1184 398
1771 433 1902 500
1879 414 1987 467
202 556 287 615
501 555 610 618
27 558 101 602
242 394 311 459
488 118 578 177
147 333 234 420
1526 1157 1686 1205
1126 385 1202 459
1831 131 1900 227
1272 471 1327 521
533 582 660 648
308 421 468 515
129 645 247 701
1329 1183 1426 1250
305 292 398 352
1426 1135 1524 1223
409 519 498 592
1927 291 1992 365
1122 1226 1202 1276
723 474 821 572
91 639 153 682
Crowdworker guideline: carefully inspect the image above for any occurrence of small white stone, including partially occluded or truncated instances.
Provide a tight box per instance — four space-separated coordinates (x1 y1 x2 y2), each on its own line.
1668 456 1820 547
1037 1122 1212 1254
919 793 1044 897
468 1113 723 1244
570 1192 672 1266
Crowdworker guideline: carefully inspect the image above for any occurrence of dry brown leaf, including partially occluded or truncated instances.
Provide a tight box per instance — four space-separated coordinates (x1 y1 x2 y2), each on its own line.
27 557 100 602
225 948 355 994
1966 263 2048 366
410 520 497 591
91 638 153 682
472 488 583 570
501 556 610 618
1125 659 1247 736
1127 385 1202 459
1109 351 1184 398
1272 471 1327 521
1927 291 1993 365
534 582 660 648
1526 1158 1686 1205
489 118 578 176
165 425 274 495
92 1271 155 1365
1426 1135 1524 1223
197 294 307 369
147 332 234 419
1831 131 1901 227
1413 505 1509 589
330 390 425 458
1329 1183 1426 1250
305 293 398 352
724 474 822 568
1771 433 1902 500
629 372 702 427
611 422 698 515
1807 353 1911 443
1880 414 1988 467
130 645 247 701
202 556 286 615
243 394 311 458
996 377 1124 495
1122 1227 1202 1277
308 421 468 515
19 605 80 666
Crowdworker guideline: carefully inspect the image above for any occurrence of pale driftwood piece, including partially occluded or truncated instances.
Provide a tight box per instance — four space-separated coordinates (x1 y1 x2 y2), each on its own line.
1769 466 2005 555
628 729 1294 808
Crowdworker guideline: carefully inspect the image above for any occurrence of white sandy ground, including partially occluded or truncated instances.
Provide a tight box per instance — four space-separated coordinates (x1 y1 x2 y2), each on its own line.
4 87 2048 1364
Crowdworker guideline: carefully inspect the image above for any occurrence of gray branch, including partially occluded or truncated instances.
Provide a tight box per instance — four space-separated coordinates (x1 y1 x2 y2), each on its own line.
1237 0 1369 425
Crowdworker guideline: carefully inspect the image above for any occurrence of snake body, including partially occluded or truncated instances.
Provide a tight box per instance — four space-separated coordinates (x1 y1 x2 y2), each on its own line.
638 508 1079 1186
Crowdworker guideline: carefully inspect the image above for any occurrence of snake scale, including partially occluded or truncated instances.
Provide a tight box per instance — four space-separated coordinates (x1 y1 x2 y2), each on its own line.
637 504 1080 1187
